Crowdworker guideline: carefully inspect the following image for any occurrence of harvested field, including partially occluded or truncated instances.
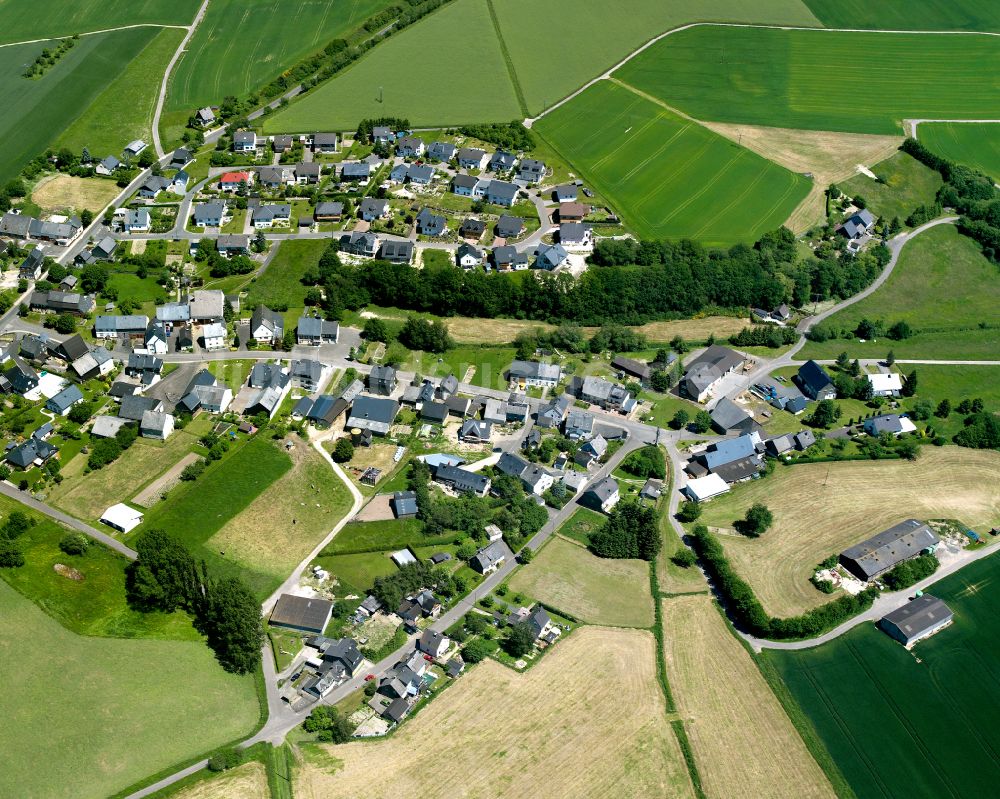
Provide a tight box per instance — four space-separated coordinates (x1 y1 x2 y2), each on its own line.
133 453 200 507
294 627 694 799
662 595 835 799
510 536 654 627
699 123 901 231
208 442 353 584
172 762 269 799
31 175 122 215
697 447 1000 617
354 493 395 522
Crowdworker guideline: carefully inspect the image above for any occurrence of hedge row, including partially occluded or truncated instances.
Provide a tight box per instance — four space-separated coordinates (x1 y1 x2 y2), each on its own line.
690 525 879 640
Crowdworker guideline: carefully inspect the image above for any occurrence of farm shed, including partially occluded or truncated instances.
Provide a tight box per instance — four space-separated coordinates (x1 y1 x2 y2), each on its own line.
269 594 333 635
683 473 730 503
839 519 940 582
100 503 144 533
879 595 953 648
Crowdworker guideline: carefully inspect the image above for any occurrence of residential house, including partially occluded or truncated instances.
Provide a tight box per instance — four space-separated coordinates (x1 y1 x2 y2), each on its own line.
470 540 508 574
427 141 456 162
95 314 148 339
507 360 561 388
580 476 620 513
576 434 607 466
396 136 425 157
486 180 518 207
219 171 252 192
863 413 917 437
18 249 44 281
340 162 370 181
138 175 170 199
358 198 390 222
406 164 435 184
559 222 590 246
45 384 84 416
796 360 837 400
140 410 174 440
126 352 164 380
564 409 594 440
460 218 486 239
417 629 449 659
289 359 325 391
553 184 578 202
122 209 150 233
56 335 90 362
558 201 588 222
312 132 338 152
691 434 765 483
196 107 215 126
421 401 449 424
840 208 876 239
296 315 339 345
710 396 763 436
415 207 447 237
368 365 397 395
451 173 480 197
535 242 568 270
795 430 817 450
379 240 414 264
232 131 257 152
271 135 293 153
249 305 284 344
456 243 483 269
457 148 487 170
294 162 321 184
251 204 291 229
346 394 399 435
169 171 189 195
70 347 113 381
6 438 57 469
216 234 249 256
489 151 517 172
119 395 163 422
313 201 343 222
29 291 95 315
536 394 571 428
492 244 528 271
869 373 903 397
459 418 492 443
124 139 147 157
680 345 746 402
193 201 225 227
302 636 363 698
201 322 227 351
339 230 379 257
518 158 545 182
579 376 633 412
95 155 120 175
257 166 292 188
433 463 490 496
189 289 225 322
371 126 393 144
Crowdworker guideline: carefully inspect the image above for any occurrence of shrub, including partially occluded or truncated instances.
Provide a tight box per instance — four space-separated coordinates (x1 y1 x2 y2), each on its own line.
59 533 90 555
735 503 773 538
620 446 666 479
332 437 354 463
676 501 701 523
462 637 492 664
671 548 696 568
207 748 242 772
180 459 207 481
881 553 938 590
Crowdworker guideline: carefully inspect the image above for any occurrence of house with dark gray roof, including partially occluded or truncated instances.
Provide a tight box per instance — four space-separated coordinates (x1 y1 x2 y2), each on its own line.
486 180 518 207
249 305 284 344
489 151 517 172
452 173 481 197
269 594 332 634
193 201 225 227
680 345 746 402
460 218 486 239
536 394 571 428
359 198 389 222
296 315 339 345
796 360 836 400
470 540 508 574
840 208 876 239
339 230 379 257
457 148 487 169
518 158 545 182
863 413 917 437
611 355 650 383
251 204 291 229
492 245 528 271
396 136 425 157
312 132 338 152
4 356 38 395
45 384 84 416
346 395 399 435
879 595 953 648
415 207 447 237
840 520 939 582
313 201 343 221
507 360 561 387
341 161 371 181
535 242 568 270
459 418 492 443
434 463 490 496
379 240 414 264
6 438 57 469
30 291 95 315
581 476 620 513
710 397 763 436
119 395 163 422
427 141 456 162
368 365 397 395
289 359 324 391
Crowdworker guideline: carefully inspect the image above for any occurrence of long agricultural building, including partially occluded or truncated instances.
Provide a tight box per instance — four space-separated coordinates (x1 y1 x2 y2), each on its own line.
839 519 940 582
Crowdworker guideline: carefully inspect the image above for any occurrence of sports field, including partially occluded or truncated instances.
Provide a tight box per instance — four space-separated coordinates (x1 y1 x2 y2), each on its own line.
800 224 1000 360
56 27 184 158
294 627 695 799
166 0 393 113
615 27 1000 134
492 0 821 115
697 447 1000 616
534 80 809 246
803 0 1000 31
264 0 522 133
0 580 258 799
662 595 835 799
0 27 159 182
919 121 1000 179
509 536 655 627
766 553 1000 798
840 151 943 223
0 0 198 43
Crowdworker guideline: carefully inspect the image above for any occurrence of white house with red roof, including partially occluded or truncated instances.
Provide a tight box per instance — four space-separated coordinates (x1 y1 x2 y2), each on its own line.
219 171 253 192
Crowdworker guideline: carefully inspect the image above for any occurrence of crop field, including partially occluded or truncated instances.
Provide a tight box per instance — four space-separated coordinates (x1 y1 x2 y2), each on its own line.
799 224 1000 360
802 0 1000 31
765 554 1000 798
31 174 122 215
662 595 835 799
696 447 1000 617
208 442 353 589
264 0 522 133
294 627 695 799
245 239 327 310
56 27 184 158
132 436 294 597
0 0 199 43
534 80 809 246
615 27 1000 134
165 0 394 113
509 536 655 627
0 27 159 182
171 762 269 799
840 151 943 223
919 121 1000 179
493 0 821 115
0 581 258 799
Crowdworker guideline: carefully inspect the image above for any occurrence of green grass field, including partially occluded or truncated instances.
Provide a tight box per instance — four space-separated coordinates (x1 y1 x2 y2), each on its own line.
246 239 326 309
406 345 517 391
534 80 809 246
494 0 821 115
840 151 943 223
165 0 393 112
131 436 293 597
0 581 258 799
803 0 1000 31
766 554 1000 798
264 0 522 133
919 122 1000 180
56 27 184 158
0 27 159 182
0 0 199 43
800 224 1000 360
615 26 1000 134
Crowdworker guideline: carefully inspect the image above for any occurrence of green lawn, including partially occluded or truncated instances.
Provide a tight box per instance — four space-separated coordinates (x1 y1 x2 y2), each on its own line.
556 506 605 546
534 80 809 246
802 0 1000 31
615 26 1000 134
406 345 517 391
322 517 434 554
315 551 398 594
0 27 159 182
840 151 943 223
265 0 522 132
919 122 1000 180
0 0 200 42
106 270 170 304
245 239 326 309
493 0 821 115
56 27 184 158
800 224 1000 360
0 580 258 799
130 436 293 597
765 555 1000 799
165 0 394 113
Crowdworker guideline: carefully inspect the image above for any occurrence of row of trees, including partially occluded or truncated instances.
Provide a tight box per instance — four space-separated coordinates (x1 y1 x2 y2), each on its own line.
0 511 37 568
589 501 661 561
458 122 534 153
125 530 263 674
